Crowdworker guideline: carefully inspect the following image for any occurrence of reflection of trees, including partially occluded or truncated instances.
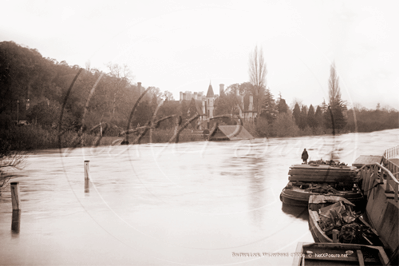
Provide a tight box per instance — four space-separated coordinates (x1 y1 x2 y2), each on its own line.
221 152 267 229
246 156 267 229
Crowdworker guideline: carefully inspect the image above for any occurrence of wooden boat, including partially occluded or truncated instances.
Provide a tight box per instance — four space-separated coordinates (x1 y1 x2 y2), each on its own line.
280 182 365 207
292 242 390 266
308 195 382 246
288 163 359 183
280 160 364 207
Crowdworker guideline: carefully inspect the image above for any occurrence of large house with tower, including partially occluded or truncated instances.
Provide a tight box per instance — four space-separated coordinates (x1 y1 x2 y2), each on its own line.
179 83 257 129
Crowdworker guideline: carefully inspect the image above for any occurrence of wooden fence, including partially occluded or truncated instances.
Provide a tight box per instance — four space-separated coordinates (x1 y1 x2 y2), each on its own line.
359 163 398 202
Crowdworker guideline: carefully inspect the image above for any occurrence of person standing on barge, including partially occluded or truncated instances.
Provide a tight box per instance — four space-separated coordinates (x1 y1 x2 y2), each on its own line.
301 148 308 164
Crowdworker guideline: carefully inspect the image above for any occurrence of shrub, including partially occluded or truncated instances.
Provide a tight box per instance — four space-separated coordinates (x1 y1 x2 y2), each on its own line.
272 113 300 137
243 121 259 138
256 117 269 137
300 126 313 136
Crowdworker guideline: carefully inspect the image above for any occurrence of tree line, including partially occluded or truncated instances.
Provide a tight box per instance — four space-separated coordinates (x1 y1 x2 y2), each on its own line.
0 42 174 136
0 41 398 150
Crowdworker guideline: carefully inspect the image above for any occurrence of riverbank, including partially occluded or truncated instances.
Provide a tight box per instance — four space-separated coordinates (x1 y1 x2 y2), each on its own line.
2 122 398 152
0 124 206 151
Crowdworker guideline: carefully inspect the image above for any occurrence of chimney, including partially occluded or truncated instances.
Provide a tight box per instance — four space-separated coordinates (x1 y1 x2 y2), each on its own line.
183 93 186 100
194 92 197 100
180 92 183 102
219 84 224 96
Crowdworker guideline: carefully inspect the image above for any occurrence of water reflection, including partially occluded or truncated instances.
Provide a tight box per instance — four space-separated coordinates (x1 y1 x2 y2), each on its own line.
11 209 21 233
84 178 90 194
281 204 308 221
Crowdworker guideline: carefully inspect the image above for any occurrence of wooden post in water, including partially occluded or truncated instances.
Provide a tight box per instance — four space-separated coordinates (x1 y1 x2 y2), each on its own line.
11 182 20 211
10 182 21 232
84 160 90 193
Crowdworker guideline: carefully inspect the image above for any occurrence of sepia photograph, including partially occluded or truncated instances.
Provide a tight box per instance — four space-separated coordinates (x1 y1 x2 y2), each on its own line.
0 0 398 265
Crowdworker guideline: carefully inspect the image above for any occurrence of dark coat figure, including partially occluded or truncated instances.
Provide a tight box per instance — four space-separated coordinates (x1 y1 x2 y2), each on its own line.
301 148 309 164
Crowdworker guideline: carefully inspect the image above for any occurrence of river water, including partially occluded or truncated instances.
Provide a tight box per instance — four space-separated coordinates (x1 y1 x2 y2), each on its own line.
0 129 398 265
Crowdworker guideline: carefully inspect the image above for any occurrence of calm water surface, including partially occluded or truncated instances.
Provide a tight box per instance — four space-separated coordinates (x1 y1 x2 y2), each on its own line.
1 129 398 265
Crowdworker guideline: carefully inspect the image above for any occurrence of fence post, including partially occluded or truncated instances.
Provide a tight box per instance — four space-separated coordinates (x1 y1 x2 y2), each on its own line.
10 182 21 232
11 182 20 211
84 160 90 193
84 160 90 180
385 171 391 193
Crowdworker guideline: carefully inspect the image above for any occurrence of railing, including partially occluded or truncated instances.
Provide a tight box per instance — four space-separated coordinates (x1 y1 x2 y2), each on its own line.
359 163 399 202
382 144 399 186
383 145 399 160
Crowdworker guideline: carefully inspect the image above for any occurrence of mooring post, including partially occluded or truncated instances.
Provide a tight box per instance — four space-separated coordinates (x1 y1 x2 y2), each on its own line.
11 182 20 211
84 160 90 180
10 182 21 232
84 160 90 193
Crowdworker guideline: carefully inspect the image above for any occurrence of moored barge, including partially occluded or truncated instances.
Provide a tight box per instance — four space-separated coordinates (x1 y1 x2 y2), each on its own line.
280 161 364 207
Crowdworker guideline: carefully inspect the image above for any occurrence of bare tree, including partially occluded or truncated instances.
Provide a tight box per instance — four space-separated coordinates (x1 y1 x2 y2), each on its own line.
248 45 267 120
163 91 174 101
328 62 341 106
326 63 347 131
106 63 133 117
0 143 25 187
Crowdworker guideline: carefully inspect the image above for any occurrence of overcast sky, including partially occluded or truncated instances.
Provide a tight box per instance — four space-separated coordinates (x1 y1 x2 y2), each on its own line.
1 0 398 109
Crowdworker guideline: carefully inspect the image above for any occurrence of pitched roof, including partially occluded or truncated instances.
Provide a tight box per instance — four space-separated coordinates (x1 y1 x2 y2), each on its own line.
206 84 214 97
209 125 254 141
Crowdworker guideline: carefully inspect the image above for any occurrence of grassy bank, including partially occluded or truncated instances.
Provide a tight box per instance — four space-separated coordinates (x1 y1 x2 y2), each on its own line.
1 121 365 152
1 124 97 150
1 124 207 151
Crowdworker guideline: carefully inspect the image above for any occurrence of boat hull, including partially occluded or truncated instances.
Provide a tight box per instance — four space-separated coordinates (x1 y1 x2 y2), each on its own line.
288 164 358 183
280 187 364 207
308 209 333 243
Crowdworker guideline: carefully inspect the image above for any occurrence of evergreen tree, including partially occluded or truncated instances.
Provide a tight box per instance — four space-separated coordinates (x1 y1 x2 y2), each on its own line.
272 112 300 137
293 103 301 127
299 105 308 130
307 104 316 128
321 99 328 113
261 88 277 123
277 94 289 113
315 105 323 128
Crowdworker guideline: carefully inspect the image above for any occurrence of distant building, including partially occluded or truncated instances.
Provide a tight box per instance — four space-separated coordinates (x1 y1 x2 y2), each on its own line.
237 93 257 123
179 83 257 129
180 83 217 123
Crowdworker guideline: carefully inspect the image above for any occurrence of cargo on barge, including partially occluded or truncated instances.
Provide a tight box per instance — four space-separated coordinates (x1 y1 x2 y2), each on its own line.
280 161 363 207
